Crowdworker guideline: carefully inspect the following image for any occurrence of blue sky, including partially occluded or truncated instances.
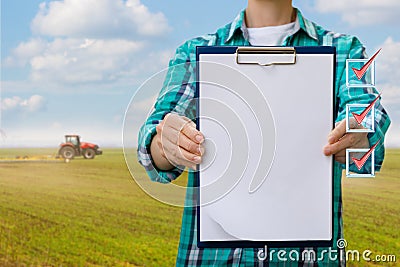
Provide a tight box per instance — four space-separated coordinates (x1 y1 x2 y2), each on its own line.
1 0 399 147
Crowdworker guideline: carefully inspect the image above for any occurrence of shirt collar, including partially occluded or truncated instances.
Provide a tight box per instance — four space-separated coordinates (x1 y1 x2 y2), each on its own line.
224 7 318 44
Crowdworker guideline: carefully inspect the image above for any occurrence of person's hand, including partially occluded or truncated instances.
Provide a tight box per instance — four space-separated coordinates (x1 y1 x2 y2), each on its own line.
150 113 204 170
323 118 369 163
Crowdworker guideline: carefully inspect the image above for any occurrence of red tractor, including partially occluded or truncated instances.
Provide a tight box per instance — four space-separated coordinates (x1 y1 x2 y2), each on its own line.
58 135 103 160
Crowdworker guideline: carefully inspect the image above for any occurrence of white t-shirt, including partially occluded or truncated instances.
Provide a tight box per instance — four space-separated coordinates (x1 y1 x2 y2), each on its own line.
247 18 300 46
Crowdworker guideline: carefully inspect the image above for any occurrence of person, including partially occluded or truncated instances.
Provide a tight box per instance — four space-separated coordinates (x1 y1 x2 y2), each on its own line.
137 0 391 265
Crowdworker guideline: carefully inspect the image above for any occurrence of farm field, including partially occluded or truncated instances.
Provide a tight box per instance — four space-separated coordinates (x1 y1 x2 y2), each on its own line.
0 148 399 266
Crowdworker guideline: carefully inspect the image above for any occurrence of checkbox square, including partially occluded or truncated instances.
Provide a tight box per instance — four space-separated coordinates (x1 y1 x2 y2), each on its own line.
346 149 375 178
346 104 375 133
346 59 375 88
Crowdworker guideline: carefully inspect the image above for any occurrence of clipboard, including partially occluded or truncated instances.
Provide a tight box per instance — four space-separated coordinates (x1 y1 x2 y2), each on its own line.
195 46 336 248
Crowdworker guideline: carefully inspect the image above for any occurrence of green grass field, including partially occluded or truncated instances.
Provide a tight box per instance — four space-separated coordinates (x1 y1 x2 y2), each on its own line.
0 148 398 266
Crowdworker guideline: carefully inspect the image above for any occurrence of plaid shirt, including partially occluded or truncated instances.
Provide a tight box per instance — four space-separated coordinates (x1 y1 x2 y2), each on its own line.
137 8 391 267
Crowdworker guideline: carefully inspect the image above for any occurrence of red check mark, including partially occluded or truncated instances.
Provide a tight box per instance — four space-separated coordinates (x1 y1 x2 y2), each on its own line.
352 48 381 80
352 93 381 125
351 139 380 170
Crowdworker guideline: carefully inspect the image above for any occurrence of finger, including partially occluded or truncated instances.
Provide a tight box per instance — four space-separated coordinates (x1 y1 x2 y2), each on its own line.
158 120 181 145
328 120 346 144
163 114 203 143
158 124 202 159
180 120 204 144
160 135 201 167
159 117 188 145
170 156 198 171
180 142 205 170
325 133 358 156
155 125 178 158
177 146 202 164
168 146 201 170
160 126 203 157
163 113 187 130
178 132 202 155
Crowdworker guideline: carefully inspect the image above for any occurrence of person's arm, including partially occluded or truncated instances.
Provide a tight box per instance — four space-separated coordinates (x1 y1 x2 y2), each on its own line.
324 36 391 171
137 41 203 183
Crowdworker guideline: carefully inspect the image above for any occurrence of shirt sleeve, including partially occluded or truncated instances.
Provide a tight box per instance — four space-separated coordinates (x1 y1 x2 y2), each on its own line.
335 36 391 172
137 41 197 183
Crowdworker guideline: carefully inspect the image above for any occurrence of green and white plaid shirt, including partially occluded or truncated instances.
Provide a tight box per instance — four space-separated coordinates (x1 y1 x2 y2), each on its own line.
137 8 390 267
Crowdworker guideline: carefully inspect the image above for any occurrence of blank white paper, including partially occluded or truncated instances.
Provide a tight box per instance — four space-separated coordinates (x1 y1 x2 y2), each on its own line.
198 50 334 242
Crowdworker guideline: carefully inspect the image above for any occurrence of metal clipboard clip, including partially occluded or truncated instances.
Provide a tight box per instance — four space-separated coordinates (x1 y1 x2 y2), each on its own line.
235 47 297 66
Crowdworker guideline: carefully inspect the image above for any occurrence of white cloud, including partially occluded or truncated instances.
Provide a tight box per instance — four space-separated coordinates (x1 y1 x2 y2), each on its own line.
373 37 400 148
1 95 46 112
3 0 175 89
376 37 400 85
380 83 400 105
4 38 47 67
27 38 144 84
4 41 172 88
1 0 175 148
375 37 400 109
31 0 171 38
314 0 400 27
